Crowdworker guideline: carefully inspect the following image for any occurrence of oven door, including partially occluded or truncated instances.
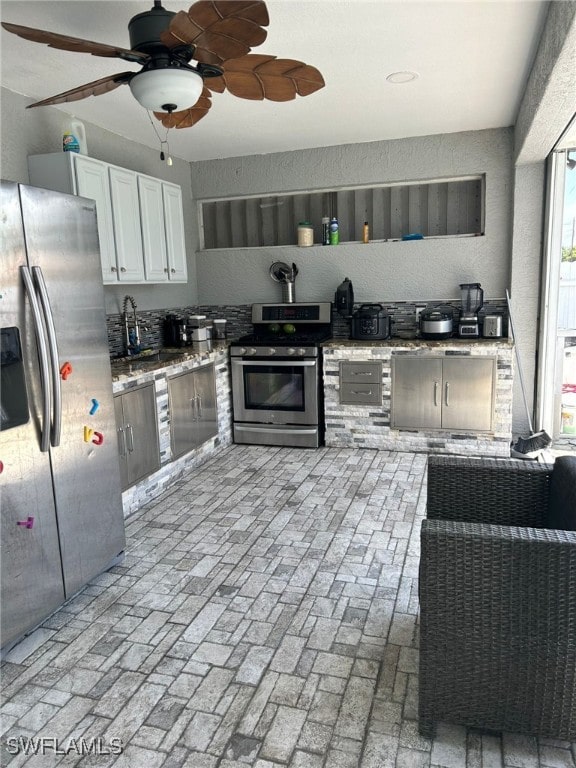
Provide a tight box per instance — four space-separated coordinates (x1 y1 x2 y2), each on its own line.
231 357 319 425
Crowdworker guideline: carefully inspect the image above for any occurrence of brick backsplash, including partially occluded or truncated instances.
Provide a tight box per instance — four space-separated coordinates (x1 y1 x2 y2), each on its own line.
107 299 508 354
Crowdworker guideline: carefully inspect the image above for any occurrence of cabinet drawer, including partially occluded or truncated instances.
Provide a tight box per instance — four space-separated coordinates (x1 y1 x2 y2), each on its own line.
340 361 382 383
340 381 382 405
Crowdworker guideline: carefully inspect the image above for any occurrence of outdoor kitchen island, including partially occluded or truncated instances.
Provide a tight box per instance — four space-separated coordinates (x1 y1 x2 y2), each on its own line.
322 338 514 457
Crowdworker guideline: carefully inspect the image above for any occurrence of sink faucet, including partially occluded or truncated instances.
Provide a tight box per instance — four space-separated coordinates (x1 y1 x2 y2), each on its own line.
123 295 141 355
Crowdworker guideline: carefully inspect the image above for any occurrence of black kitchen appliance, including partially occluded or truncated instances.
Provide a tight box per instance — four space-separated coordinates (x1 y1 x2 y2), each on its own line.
420 306 454 339
458 282 484 338
164 314 188 347
335 277 354 318
350 304 392 340
230 302 332 448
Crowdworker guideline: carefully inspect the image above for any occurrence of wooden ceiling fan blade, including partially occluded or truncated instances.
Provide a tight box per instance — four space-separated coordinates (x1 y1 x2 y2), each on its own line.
153 89 212 128
161 1 268 65
1 22 149 64
206 55 325 101
27 72 134 108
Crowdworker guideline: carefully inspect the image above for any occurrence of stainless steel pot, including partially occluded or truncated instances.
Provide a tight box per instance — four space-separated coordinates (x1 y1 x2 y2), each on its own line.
420 307 454 339
351 304 391 340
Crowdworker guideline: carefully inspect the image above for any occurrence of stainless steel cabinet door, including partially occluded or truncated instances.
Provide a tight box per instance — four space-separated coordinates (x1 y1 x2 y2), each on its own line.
169 370 197 459
193 365 218 447
169 365 217 458
392 357 442 429
116 384 160 488
114 394 129 490
442 357 495 431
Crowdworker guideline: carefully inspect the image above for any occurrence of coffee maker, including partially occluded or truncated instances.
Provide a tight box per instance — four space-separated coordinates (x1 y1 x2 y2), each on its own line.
164 314 188 347
458 283 484 338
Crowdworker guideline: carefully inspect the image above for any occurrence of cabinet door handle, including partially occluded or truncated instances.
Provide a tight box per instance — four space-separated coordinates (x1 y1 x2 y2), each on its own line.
189 397 197 420
164 267 168 273
433 380 439 407
445 381 450 407
111 266 118 273
196 393 203 418
351 389 372 395
120 267 127 273
171 268 176 273
117 426 127 457
125 423 134 452
352 370 372 376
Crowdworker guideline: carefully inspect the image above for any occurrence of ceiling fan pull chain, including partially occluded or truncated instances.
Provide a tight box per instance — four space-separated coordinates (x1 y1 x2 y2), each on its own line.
159 139 173 166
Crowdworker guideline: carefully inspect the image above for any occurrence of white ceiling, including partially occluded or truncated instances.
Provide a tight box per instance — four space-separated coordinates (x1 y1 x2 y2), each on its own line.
1 0 551 163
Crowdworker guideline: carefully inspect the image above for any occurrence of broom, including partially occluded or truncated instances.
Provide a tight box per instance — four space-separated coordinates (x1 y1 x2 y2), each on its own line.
506 289 552 458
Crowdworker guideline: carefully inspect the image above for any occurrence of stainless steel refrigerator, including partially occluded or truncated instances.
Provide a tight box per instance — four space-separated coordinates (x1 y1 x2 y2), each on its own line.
1 181 125 654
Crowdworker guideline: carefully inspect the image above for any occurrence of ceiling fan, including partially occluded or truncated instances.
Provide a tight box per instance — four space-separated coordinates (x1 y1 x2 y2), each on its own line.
1 0 325 129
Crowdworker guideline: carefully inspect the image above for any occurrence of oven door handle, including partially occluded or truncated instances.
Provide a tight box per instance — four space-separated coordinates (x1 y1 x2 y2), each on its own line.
233 359 317 367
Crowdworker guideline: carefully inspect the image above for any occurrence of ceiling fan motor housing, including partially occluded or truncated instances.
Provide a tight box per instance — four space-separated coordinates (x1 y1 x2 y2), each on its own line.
128 3 175 54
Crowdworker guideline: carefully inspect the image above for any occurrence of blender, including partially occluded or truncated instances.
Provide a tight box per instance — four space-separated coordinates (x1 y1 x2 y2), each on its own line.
458 283 484 337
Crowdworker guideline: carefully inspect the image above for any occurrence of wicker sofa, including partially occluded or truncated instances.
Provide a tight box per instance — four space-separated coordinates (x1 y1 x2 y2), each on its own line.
418 454 576 740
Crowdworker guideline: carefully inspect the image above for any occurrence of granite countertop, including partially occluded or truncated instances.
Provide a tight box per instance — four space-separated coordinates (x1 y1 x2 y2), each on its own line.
110 343 230 384
322 336 513 348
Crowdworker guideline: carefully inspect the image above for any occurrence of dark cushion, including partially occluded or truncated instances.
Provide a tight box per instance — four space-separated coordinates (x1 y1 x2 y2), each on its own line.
547 456 576 531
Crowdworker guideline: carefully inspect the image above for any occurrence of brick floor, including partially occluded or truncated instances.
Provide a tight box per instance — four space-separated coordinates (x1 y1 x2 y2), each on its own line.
1 446 575 767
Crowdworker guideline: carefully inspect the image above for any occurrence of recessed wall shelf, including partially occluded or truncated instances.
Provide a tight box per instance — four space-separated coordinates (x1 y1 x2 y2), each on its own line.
199 176 484 250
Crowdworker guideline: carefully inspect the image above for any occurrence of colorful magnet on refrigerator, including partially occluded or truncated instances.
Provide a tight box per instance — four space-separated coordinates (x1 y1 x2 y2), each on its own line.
83 426 93 443
89 399 100 415
60 361 73 380
92 431 104 446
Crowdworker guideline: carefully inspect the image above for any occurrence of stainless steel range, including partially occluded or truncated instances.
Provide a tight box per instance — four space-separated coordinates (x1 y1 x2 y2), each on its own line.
230 302 332 448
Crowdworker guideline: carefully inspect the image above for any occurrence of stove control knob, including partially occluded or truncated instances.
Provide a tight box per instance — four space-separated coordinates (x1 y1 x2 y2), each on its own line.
297 348 307 355
286 348 296 355
239 348 247 355
268 348 276 355
248 348 257 355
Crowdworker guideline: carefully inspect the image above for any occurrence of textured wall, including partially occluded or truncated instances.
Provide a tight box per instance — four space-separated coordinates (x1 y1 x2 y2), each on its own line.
190 129 514 306
514 1 576 165
509 162 547 434
0 87 199 312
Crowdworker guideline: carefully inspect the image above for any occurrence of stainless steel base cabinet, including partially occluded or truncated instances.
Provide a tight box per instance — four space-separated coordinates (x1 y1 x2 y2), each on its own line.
168 365 217 458
114 383 160 490
392 356 495 432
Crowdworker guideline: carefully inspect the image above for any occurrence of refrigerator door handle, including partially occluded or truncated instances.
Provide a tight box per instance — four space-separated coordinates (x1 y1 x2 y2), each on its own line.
20 266 52 452
32 266 62 447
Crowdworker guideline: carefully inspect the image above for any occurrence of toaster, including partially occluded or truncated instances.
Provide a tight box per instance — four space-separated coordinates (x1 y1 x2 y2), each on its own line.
482 315 503 338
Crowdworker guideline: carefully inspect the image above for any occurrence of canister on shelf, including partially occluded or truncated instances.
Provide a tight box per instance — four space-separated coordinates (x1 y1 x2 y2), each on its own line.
213 319 227 339
329 217 339 245
322 216 330 245
297 221 314 247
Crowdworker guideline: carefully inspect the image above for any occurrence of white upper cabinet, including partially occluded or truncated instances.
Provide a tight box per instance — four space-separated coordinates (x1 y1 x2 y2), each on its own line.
137 176 187 283
162 183 187 282
28 153 187 285
73 156 117 279
138 175 168 282
108 166 145 283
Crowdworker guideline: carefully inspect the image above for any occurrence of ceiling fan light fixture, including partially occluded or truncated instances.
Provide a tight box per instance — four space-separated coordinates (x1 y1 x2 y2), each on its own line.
129 68 203 112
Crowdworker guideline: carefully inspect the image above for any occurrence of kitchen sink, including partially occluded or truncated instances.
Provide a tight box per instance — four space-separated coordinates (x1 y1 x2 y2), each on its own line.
138 350 183 364
112 349 184 367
